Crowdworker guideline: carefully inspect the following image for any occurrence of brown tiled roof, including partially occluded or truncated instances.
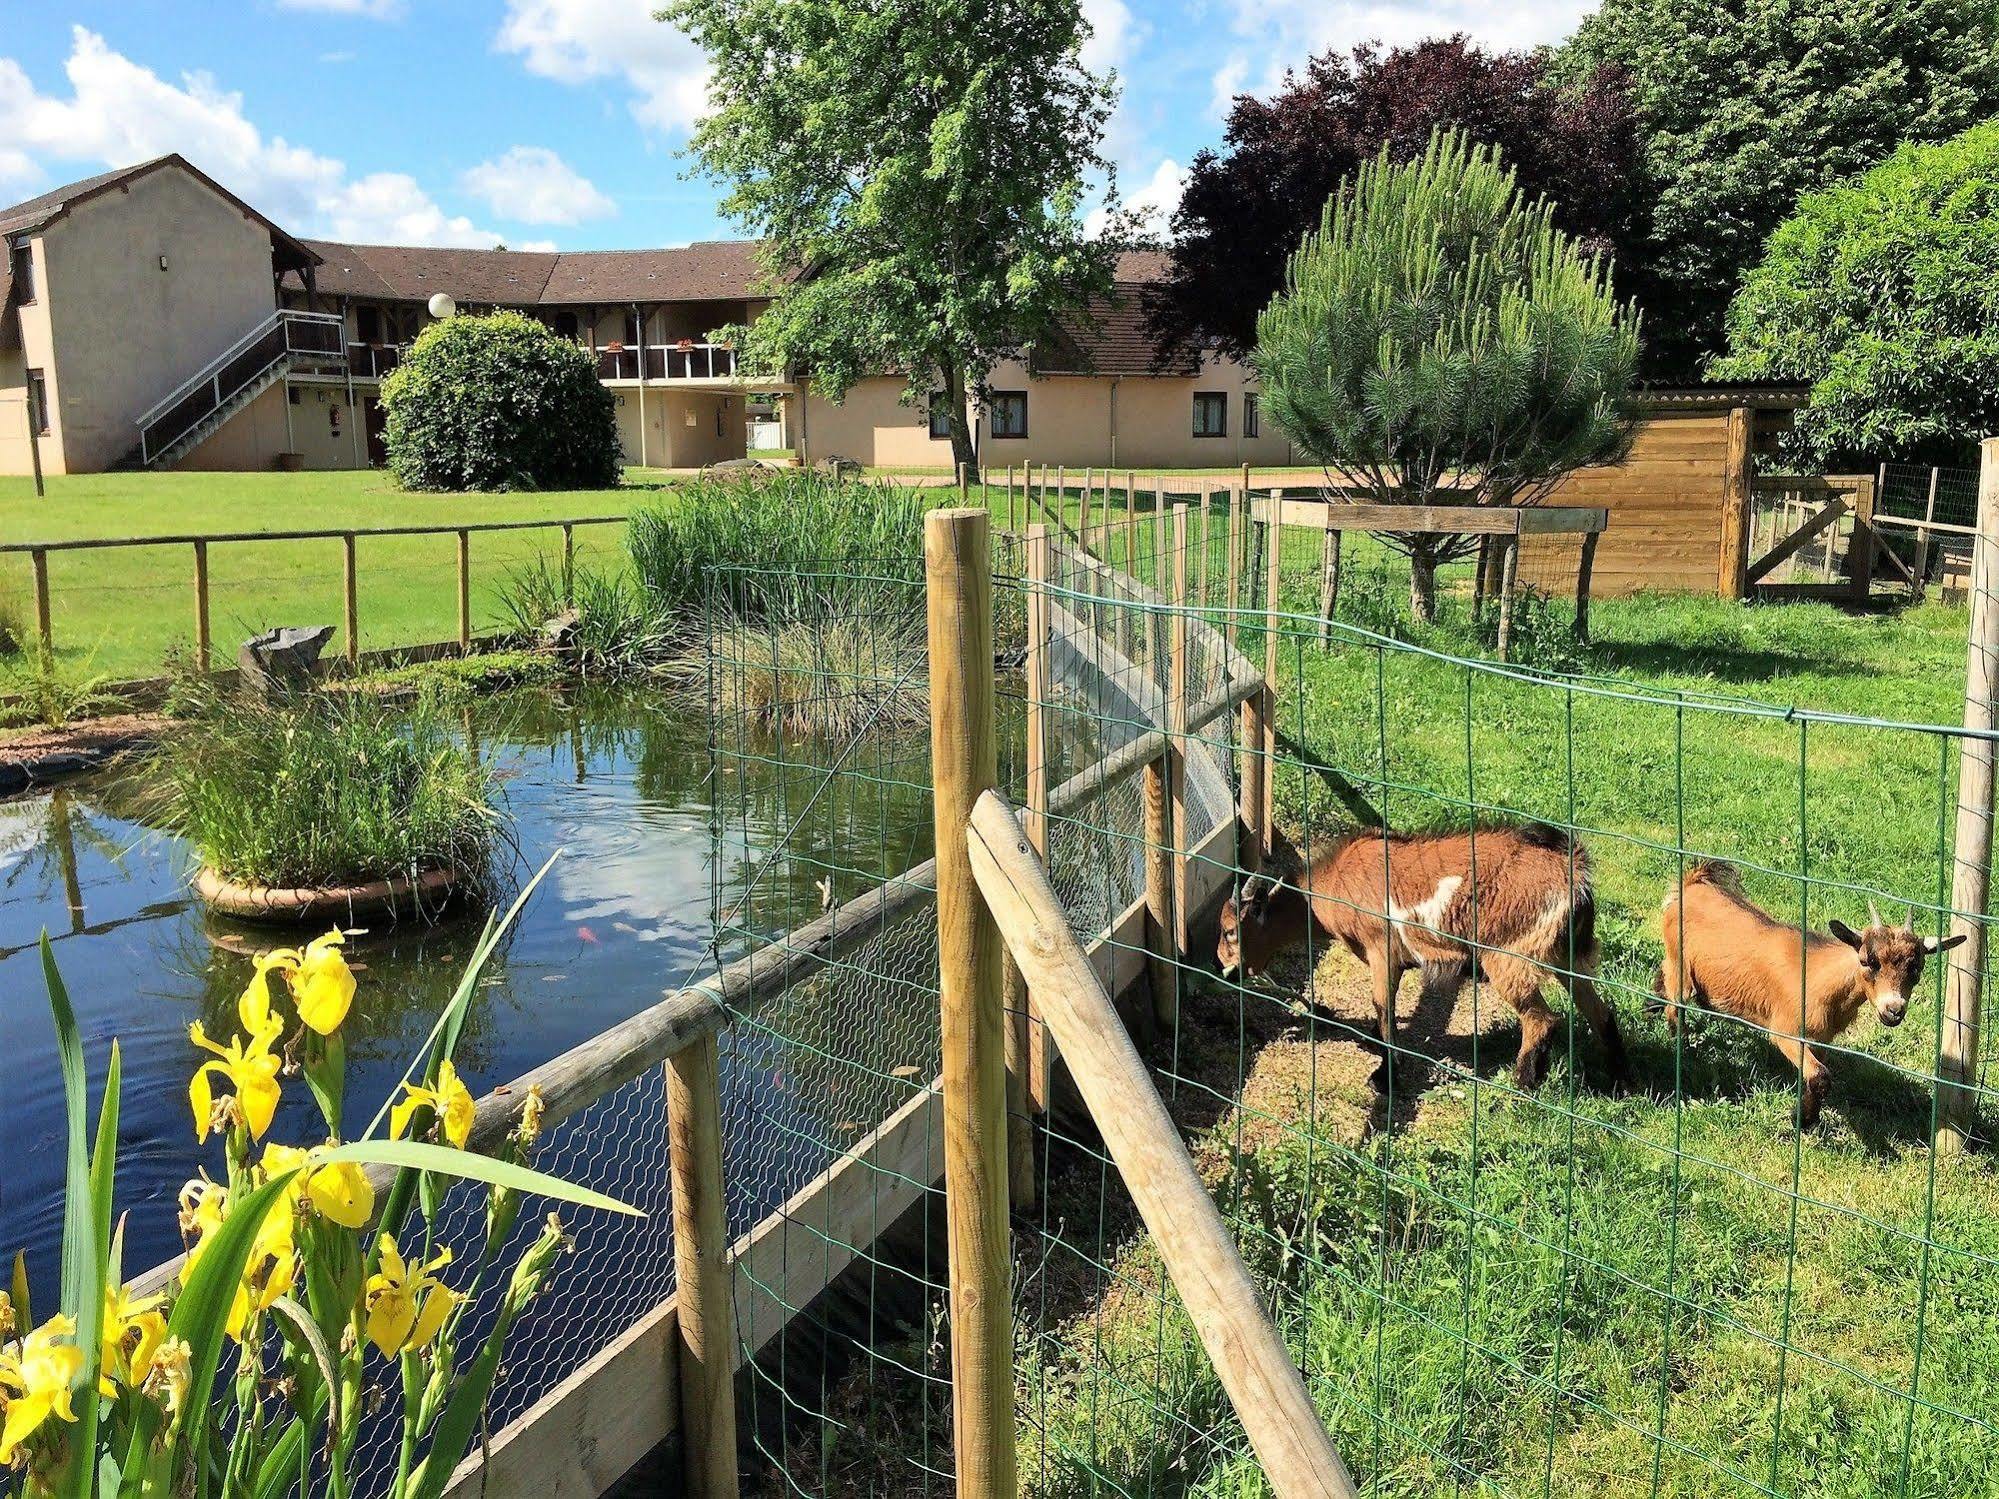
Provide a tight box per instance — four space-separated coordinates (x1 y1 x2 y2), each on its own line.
289 237 773 307
1030 280 1200 377
0 156 318 268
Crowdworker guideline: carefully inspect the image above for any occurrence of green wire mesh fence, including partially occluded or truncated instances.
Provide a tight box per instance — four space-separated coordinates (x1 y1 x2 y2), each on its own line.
687 473 1999 1499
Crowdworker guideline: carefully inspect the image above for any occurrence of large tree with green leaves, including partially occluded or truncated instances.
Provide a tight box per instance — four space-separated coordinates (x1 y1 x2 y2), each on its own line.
1711 122 1999 468
1255 131 1640 622
1559 0 1999 377
661 0 1125 472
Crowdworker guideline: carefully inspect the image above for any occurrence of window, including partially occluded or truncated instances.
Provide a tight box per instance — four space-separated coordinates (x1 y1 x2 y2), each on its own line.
1193 391 1227 438
356 306 382 344
26 370 49 435
1244 393 1260 439
929 401 954 440
988 390 1028 440
10 240 33 303
552 310 579 340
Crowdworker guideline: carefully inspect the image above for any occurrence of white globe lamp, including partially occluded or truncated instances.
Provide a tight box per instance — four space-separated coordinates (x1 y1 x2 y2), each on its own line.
427 292 458 320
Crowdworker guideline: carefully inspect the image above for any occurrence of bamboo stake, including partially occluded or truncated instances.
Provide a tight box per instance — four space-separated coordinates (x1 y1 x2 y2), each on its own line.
965 791 1360 1499
192 540 211 672
1227 490 1242 655
667 1032 740 1499
562 523 576 606
342 533 359 667
1262 501 1281 850
456 528 472 651
1939 436 1999 1152
1081 466 1095 554
923 507 1017 1496
1169 505 1191 968
1495 533 1522 662
1023 524 1054 1116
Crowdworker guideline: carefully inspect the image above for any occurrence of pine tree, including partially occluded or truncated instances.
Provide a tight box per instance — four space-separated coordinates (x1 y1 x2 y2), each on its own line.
1254 130 1641 622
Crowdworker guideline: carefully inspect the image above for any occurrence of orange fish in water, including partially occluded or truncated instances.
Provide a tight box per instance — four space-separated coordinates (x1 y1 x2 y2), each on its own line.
576 926 598 945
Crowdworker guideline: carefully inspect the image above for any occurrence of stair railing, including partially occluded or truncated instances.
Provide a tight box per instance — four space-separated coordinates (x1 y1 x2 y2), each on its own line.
136 309 348 464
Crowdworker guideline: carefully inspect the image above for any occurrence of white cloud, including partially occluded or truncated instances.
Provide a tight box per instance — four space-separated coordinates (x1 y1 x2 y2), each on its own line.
495 0 709 134
1208 56 1249 122
0 27 506 247
1212 0 1597 100
1089 156 1185 238
462 146 615 225
277 0 401 16
1080 0 1137 75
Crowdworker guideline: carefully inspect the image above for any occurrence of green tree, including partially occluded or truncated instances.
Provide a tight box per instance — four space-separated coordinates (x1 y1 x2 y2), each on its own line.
661 0 1125 472
1711 123 1999 468
381 311 620 492
1560 0 1999 377
1255 131 1640 623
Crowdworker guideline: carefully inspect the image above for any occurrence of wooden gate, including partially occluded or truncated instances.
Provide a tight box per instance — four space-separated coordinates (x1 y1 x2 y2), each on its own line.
1742 474 1892 602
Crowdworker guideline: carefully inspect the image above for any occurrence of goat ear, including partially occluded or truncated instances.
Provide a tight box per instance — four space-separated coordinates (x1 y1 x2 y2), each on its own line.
1828 919 1864 950
1925 932 1969 955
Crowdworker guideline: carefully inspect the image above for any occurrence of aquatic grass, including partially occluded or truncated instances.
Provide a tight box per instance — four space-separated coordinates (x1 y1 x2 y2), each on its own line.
156 689 499 889
627 472 931 624
491 553 673 676
672 607 930 738
0 647 121 728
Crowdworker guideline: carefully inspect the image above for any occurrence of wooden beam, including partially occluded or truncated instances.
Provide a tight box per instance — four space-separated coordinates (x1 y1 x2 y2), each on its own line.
192 540 211 673
964 790 1359 1499
1745 497 1848 585
668 1033 739 1499
1249 498 1608 536
1719 405 1755 599
342 533 359 667
923 507 1017 1499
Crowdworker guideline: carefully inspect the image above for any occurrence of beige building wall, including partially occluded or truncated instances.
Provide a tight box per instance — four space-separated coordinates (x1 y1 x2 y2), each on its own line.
796 352 1298 471
2 238 66 475
179 380 364 471
40 167 280 472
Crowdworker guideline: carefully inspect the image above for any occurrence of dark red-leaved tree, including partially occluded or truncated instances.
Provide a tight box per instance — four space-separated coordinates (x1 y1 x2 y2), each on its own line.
1149 36 1646 361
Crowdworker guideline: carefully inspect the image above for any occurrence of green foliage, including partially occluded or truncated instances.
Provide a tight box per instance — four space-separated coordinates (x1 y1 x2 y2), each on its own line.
669 610 930 739
1711 122 1999 467
380 311 621 493
1559 0 1999 375
0 648 120 729
1254 131 1639 619
492 555 673 677
156 689 499 888
662 0 1125 466
626 472 929 623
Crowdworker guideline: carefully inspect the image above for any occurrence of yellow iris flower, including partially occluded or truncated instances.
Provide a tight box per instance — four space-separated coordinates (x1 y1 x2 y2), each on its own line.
241 929 356 1038
0 1314 83 1465
141 1336 193 1416
364 1235 459 1359
259 1143 375 1230
98 1284 168 1397
236 952 291 1044
180 1175 298 1340
389 1059 475 1150
188 1021 283 1142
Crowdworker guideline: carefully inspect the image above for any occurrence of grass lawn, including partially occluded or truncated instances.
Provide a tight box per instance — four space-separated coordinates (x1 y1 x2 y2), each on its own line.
0 468 678 683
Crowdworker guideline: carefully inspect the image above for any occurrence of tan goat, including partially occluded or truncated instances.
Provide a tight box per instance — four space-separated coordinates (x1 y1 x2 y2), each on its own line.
1217 822 1627 1089
1656 862 1964 1126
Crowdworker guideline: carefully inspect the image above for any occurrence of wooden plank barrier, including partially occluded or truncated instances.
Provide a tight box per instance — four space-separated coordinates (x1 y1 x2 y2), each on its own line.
963 789 1359 1499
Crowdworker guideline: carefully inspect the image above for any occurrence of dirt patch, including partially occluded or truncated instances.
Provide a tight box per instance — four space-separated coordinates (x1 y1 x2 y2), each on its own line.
0 711 167 795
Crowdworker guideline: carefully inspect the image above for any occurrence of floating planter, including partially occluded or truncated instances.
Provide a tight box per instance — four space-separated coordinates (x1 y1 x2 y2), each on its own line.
193 862 463 924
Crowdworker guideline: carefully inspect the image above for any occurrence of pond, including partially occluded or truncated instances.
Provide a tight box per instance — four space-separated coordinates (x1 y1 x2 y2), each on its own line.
0 683 937 1303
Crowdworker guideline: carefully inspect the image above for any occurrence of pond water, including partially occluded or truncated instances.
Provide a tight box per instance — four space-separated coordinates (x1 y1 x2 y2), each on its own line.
0 684 936 1300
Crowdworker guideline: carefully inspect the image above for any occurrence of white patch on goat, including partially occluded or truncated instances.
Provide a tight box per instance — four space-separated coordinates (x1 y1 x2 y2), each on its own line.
1391 875 1462 937
1521 886 1577 955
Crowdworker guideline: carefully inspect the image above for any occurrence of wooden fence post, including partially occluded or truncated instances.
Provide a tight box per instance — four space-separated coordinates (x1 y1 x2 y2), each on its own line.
1916 467 1941 598
1261 503 1281 850
1495 530 1523 662
562 522 576 606
1939 436 1999 1153
342 533 359 668
923 506 1017 1497
456 528 472 652
1849 472 1877 603
192 540 211 673
31 547 51 657
1718 405 1755 599
1169 504 1191 966
1226 493 1242 654
667 1032 740 1499
1316 513 1340 645
958 461 971 505
1573 529 1600 643
1023 524 1054 1117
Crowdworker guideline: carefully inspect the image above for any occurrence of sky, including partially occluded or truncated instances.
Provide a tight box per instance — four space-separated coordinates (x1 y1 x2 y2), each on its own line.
0 0 1597 253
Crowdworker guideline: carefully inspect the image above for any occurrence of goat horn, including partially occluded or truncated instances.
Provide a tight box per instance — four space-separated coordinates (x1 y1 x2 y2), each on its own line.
1868 897 1883 929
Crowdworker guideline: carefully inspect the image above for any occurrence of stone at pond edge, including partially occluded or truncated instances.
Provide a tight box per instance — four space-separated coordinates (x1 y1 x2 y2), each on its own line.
539 608 583 655
813 455 863 478
238 625 336 699
194 863 463 925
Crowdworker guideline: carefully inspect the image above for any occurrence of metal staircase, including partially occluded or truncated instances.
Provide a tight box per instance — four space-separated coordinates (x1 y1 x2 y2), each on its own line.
129 310 348 468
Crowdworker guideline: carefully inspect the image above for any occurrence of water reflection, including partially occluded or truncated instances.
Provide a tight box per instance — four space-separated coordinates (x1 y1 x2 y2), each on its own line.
0 683 934 1300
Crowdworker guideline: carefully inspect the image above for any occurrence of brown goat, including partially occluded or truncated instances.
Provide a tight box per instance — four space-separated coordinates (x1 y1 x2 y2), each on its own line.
1656 862 1964 1126
1217 822 1627 1089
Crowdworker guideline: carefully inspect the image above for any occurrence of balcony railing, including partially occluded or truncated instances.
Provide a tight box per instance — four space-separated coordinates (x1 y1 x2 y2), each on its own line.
346 344 403 380
594 341 739 381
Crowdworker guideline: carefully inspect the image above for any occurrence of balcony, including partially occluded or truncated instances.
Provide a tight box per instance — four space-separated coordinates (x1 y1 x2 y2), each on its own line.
594 341 739 382
346 343 403 380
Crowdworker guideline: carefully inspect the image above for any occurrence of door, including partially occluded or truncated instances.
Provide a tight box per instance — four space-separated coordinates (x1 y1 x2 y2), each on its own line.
363 399 388 467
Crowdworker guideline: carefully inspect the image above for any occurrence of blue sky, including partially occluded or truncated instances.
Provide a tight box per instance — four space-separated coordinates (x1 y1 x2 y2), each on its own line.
0 0 1595 252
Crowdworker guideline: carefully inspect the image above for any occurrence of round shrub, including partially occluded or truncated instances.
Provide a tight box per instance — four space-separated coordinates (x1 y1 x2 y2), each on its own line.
380 310 621 491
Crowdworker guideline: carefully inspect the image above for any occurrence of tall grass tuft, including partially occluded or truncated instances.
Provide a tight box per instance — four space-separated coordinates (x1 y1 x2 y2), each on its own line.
670 608 930 738
492 553 672 675
627 472 931 623
0 648 120 728
156 688 499 889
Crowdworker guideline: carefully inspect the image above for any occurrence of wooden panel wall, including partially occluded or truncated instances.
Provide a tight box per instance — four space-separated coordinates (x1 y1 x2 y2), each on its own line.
1535 409 1733 596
